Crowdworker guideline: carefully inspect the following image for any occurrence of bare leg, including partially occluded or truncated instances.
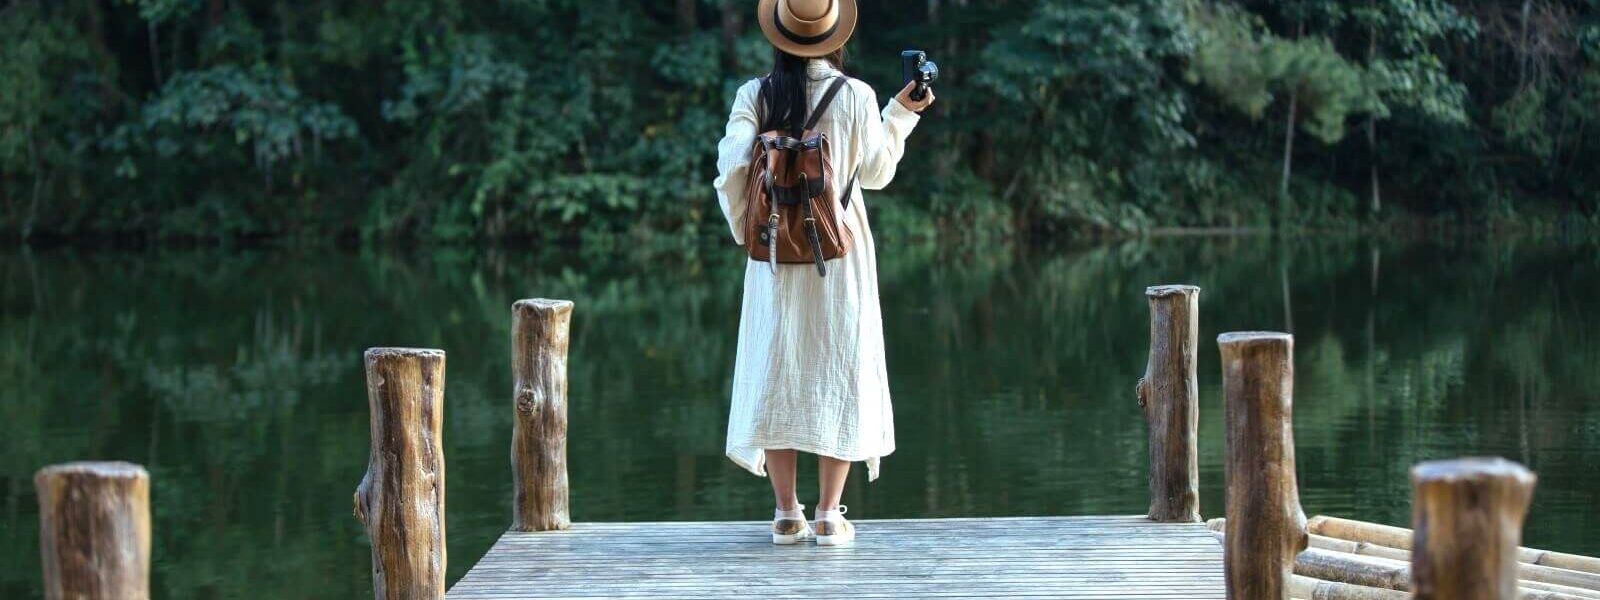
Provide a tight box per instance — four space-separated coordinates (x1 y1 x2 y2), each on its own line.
765 449 800 510
817 455 851 511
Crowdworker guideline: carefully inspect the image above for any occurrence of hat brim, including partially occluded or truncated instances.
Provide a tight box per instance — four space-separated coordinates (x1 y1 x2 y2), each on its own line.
757 0 858 58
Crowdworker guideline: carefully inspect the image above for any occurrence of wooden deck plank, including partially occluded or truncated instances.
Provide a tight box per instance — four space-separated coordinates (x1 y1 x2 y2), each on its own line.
447 515 1225 599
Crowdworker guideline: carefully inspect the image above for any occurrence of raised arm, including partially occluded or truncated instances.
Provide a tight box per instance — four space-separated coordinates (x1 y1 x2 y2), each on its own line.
852 80 923 191
712 80 762 246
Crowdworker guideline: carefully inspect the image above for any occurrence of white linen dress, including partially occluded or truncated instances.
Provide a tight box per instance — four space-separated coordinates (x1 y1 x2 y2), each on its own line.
714 59 921 482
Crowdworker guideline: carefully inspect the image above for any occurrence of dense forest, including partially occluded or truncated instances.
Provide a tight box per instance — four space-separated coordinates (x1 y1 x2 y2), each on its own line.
2 0 1597 244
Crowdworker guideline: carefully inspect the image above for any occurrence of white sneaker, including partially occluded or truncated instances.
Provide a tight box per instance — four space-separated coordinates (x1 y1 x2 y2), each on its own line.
814 506 855 547
772 505 814 545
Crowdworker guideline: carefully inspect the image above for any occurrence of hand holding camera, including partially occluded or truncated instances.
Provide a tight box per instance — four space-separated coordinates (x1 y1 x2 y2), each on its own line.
897 50 938 113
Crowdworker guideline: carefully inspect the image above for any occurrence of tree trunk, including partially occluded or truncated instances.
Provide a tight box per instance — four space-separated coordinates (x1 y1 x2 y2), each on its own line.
147 22 162 87
1280 256 1294 334
1367 22 1381 218
354 348 447 600
1137 285 1200 523
35 462 151 600
1281 95 1297 204
678 0 697 31
25 130 42 240
511 299 574 532
1365 243 1379 442
720 1 743 74
83 0 119 114
974 98 998 180
1279 21 1305 222
1518 0 1533 88
1411 458 1538 600
1219 331 1307 600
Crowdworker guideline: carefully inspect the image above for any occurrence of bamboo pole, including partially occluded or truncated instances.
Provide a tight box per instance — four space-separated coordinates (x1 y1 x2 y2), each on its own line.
1218 518 1600 592
511 299 574 532
1297 548 1411 591
1211 524 1597 600
35 462 151 600
1209 518 1411 562
354 347 447 600
1310 516 1600 575
1220 331 1307 600
1138 285 1201 523
1299 521 1600 592
1292 574 1409 600
1412 458 1538 600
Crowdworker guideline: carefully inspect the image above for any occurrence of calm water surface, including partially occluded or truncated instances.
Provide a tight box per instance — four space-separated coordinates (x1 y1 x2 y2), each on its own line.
1 236 1597 598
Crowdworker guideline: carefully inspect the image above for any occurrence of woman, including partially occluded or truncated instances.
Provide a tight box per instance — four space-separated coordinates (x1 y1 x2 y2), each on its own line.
713 0 934 547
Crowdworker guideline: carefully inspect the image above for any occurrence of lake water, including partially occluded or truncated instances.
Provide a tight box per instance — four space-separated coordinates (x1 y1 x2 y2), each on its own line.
2 236 1597 598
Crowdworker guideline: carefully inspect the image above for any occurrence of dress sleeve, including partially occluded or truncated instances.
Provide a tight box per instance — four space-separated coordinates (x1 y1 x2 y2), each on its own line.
853 81 922 191
713 80 762 246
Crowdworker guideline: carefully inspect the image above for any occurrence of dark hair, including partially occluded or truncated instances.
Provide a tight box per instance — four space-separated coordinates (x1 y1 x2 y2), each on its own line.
759 46 846 133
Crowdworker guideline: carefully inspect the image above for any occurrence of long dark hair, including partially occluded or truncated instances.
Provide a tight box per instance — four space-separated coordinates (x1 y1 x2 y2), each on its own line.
759 47 846 133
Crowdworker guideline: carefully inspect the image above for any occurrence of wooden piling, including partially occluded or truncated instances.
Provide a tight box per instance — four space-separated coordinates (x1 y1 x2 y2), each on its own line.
1411 457 1538 600
35 462 151 600
1219 331 1307 600
354 347 447 600
511 299 574 532
1137 285 1201 523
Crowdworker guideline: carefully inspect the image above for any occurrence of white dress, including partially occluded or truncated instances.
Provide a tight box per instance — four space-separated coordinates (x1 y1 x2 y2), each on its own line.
714 60 921 482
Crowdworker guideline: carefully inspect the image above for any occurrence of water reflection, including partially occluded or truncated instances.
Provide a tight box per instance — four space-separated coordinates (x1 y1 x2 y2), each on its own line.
0 236 1596 598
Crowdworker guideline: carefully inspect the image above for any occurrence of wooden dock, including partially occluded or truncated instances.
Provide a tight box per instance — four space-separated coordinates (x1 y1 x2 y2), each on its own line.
29 292 1600 600
446 515 1226 599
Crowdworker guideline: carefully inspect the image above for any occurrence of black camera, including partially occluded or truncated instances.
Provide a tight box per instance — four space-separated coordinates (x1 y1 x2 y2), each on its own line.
901 50 939 102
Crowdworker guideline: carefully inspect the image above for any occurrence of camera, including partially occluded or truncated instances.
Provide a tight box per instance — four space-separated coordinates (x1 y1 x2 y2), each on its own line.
901 50 939 102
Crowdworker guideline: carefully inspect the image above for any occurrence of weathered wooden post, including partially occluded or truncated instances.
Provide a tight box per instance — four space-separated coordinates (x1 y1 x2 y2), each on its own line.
511 299 573 532
1219 331 1308 600
1137 285 1201 523
354 348 447 600
1411 457 1537 600
35 462 151 600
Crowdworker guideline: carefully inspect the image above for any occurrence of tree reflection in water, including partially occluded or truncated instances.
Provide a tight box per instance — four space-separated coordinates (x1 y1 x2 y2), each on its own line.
0 236 1596 598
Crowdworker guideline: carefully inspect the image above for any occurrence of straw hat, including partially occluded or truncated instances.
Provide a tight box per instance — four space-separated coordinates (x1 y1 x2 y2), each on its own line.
757 0 858 58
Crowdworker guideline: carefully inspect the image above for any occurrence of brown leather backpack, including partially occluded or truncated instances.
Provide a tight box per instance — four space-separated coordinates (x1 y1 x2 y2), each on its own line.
742 76 857 277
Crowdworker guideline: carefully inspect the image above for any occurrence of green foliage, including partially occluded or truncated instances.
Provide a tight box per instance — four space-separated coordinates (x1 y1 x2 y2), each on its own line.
1 0 1596 241
0 4 102 236
971 0 1199 230
1189 2 1377 143
1494 84 1555 160
112 66 358 173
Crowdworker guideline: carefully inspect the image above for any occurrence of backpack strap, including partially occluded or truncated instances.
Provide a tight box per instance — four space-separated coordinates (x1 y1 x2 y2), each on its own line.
804 77 850 131
799 180 828 277
842 168 858 210
807 76 859 210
